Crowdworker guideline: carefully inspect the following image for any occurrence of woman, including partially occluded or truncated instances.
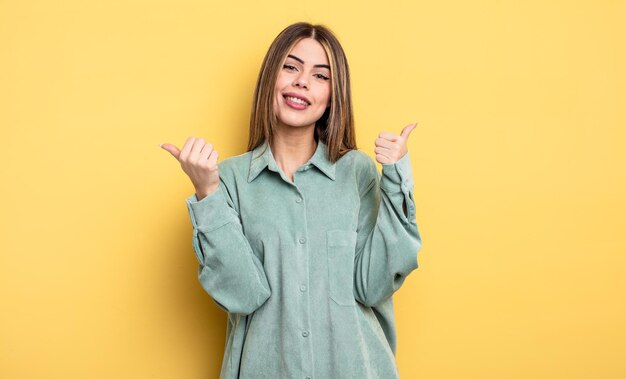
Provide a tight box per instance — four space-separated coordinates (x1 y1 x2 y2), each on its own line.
161 22 421 379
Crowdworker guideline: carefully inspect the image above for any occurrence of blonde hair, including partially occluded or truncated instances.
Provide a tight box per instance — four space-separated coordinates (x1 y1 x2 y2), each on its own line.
247 22 356 163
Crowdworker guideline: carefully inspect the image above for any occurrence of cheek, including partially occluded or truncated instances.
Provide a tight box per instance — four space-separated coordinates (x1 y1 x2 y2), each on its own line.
321 85 331 107
272 82 283 109
274 73 289 92
272 94 280 116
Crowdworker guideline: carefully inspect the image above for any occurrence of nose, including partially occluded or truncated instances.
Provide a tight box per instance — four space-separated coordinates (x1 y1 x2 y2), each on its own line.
293 73 308 89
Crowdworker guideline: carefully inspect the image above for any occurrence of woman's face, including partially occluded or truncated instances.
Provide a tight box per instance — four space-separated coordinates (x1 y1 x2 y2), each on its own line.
273 38 331 132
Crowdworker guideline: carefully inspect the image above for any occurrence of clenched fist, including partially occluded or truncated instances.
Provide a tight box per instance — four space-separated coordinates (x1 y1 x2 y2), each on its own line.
374 123 417 164
161 137 220 200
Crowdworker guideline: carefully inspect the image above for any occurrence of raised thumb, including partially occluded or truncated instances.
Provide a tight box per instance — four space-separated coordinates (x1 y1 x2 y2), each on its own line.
400 123 417 139
160 143 181 159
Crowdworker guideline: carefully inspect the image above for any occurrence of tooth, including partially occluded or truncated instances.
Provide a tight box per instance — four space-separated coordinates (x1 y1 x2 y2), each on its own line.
287 96 307 105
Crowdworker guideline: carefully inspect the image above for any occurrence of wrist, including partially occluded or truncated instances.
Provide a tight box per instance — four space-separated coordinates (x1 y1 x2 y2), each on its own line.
195 184 219 201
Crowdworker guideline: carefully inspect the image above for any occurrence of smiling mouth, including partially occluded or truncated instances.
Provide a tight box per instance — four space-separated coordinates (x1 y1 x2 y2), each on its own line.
283 95 311 106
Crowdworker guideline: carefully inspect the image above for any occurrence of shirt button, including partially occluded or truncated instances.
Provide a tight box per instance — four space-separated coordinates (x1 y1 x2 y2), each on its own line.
299 237 306 244
300 285 307 292
295 197 302 203
302 331 309 337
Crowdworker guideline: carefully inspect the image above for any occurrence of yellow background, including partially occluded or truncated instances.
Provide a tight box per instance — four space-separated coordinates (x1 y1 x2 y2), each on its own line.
1 0 625 377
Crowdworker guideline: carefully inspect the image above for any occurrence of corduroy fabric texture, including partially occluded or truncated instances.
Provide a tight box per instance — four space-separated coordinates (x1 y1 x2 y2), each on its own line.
186 140 421 378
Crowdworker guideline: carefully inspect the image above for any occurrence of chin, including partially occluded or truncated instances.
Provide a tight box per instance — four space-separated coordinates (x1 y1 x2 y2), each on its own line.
278 120 317 129
276 112 322 130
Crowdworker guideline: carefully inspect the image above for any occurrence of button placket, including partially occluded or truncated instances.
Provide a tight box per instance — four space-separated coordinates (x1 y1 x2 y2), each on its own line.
292 185 312 376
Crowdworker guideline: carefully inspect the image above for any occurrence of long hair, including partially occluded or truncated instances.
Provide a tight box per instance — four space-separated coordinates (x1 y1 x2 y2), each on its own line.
247 22 356 163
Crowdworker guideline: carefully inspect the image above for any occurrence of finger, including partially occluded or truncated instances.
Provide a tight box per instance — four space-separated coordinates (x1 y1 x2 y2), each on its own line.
374 145 393 160
374 146 393 156
375 153 392 164
207 150 219 169
189 138 206 161
378 131 399 141
160 143 181 159
400 123 417 139
375 137 396 149
198 142 214 162
179 136 196 161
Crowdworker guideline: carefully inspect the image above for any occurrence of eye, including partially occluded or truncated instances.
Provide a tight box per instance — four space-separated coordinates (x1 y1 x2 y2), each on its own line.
314 73 330 81
283 64 297 71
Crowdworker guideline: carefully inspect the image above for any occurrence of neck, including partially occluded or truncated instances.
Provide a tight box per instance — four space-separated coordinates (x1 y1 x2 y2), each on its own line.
270 125 317 179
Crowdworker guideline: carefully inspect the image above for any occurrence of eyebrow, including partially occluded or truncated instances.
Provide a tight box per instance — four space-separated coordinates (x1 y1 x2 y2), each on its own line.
287 54 330 69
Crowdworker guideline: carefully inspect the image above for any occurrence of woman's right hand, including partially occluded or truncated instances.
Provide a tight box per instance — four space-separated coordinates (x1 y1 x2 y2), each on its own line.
161 137 220 200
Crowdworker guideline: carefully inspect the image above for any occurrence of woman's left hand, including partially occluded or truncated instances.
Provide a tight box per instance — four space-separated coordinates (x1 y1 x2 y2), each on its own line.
374 123 417 164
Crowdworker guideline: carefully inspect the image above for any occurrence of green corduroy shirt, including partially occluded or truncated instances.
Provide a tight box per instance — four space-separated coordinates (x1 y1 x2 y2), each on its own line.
186 139 421 379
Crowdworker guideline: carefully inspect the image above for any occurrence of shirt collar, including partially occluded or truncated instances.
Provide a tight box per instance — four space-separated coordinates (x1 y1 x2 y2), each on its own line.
248 139 336 182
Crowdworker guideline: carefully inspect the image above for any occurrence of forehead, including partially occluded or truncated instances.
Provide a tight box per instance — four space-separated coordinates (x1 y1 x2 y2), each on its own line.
287 38 329 65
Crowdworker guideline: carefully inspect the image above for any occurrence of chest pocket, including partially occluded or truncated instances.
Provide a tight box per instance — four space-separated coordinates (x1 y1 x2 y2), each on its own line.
327 230 358 306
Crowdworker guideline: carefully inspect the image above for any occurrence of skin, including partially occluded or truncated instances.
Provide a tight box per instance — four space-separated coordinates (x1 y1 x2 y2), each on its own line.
270 37 331 181
161 38 416 200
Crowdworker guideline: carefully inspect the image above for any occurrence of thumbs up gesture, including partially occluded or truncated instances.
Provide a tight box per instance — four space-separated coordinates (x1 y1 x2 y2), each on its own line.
374 123 417 164
161 137 220 200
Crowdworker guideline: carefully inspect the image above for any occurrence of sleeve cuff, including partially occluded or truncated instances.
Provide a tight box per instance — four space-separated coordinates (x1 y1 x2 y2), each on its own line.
380 152 415 193
186 186 238 232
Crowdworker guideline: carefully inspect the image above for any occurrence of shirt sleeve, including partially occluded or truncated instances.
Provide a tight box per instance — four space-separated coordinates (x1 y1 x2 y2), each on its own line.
186 178 271 315
353 152 422 307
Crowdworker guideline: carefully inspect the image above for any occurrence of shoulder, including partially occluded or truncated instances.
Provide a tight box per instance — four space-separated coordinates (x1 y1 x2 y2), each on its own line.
217 150 252 173
340 149 377 174
338 149 379 190
216 150 254 184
